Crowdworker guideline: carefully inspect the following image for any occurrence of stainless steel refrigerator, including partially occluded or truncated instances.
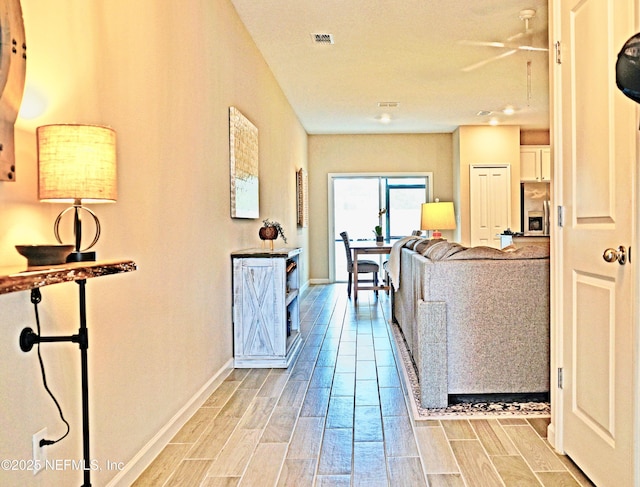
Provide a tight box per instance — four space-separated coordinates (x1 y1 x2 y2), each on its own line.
521 182 550 235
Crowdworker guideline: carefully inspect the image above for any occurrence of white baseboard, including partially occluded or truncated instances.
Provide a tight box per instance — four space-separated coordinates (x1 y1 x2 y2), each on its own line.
309 278 330 284
106 359 234 486
547 422 557 451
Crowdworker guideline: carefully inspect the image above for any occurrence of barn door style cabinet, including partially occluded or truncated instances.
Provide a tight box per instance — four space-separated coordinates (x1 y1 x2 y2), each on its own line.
231 248 302 368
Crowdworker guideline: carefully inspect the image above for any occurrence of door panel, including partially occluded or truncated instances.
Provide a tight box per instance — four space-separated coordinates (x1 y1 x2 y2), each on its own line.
573 274 615 443
470 165 511 248
558 0 636 484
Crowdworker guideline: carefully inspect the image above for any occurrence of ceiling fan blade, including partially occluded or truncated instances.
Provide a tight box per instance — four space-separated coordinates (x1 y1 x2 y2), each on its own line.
507 31 526 43
461 40 548 52
518 45 549 52
461 49 518 72
459 40 508 49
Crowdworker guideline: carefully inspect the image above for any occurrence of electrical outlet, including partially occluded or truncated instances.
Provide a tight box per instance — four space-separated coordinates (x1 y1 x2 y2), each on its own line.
32 428 47 475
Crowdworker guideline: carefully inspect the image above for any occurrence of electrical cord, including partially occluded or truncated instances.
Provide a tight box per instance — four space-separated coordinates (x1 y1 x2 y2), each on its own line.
31 288 70 447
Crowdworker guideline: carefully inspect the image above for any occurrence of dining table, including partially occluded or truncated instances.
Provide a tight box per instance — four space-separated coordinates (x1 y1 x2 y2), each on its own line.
350 240 395 301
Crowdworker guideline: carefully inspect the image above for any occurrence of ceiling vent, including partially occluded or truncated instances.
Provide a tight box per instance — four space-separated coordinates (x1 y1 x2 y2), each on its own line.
378 102 399 108
311 33 334 44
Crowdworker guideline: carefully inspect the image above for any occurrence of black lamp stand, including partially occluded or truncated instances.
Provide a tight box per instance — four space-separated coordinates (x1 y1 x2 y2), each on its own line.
54 200 101 263
19 280 93 487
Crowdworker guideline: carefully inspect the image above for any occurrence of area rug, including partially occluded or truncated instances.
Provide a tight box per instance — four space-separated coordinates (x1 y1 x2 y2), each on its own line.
389 321 551 420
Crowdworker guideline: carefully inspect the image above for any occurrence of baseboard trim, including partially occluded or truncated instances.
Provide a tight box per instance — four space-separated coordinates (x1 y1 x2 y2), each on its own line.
547 422 557 451
106 358 234 486
309 278 330 284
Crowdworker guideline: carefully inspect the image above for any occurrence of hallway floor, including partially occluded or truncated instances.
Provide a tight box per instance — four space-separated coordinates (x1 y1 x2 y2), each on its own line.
132 284 594 486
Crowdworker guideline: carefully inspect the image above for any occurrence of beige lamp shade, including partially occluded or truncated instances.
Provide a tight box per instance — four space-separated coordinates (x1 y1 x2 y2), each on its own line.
421 200 456 237
37 124 117 203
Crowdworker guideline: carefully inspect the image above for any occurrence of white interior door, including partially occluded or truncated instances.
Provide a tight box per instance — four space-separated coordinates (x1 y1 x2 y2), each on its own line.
557 0 636 485
469 165 511 248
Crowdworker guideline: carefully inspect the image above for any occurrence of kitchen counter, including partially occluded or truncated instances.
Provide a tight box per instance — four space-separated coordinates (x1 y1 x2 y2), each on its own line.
512 234 550 249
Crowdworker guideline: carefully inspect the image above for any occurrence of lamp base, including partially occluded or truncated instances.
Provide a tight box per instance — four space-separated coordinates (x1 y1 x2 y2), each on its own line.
432 230 442 239
66 251 97 263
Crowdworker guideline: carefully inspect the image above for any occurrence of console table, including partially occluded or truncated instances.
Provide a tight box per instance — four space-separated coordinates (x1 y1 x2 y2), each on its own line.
231 248 302 368
0 259 137 487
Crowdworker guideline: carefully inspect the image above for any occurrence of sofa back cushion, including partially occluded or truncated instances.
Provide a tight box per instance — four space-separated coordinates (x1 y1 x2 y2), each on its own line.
418 240 549 261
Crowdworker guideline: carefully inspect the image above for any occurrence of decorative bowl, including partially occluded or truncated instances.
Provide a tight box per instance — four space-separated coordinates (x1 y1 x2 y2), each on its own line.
15 245 75 266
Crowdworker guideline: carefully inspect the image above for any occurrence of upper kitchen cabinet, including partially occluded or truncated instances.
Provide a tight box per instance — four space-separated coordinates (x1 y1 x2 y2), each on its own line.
520 145 551 182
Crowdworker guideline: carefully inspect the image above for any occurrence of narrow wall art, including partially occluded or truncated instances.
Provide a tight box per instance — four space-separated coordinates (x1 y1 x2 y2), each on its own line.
229 106 259 218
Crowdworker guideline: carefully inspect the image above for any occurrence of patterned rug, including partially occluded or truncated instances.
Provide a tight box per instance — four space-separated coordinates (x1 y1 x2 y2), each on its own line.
389 322 551 420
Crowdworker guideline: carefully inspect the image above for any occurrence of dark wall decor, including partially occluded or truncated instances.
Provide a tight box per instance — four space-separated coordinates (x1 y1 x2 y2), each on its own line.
0 0 27 182
296 168 308 227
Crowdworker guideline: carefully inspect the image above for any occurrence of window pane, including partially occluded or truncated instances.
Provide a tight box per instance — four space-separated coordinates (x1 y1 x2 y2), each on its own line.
334 178 380 241
388 187 427 237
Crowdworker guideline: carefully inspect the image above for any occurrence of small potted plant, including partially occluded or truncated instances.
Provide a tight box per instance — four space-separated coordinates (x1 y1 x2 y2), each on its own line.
373 225 384 246
259 219 287 250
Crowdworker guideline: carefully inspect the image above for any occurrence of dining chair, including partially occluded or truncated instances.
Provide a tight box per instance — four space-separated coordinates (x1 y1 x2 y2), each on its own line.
340 231 379 298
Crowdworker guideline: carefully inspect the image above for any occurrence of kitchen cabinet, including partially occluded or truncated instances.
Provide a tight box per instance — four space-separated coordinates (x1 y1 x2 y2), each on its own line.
231 248 302 368
520 145 551 182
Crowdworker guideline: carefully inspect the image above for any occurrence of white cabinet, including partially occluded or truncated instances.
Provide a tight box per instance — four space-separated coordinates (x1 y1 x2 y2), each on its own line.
231 248 302 368
520 145 551 182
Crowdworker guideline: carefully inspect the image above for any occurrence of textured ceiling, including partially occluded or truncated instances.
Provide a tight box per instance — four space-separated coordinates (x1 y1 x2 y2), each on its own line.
230 0 550 134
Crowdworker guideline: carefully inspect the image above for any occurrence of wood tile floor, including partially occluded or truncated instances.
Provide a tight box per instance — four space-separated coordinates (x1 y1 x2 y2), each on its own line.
132 284 595 487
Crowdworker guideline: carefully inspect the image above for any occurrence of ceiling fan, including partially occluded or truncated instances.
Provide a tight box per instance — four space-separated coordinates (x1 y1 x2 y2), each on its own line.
460 9 548 72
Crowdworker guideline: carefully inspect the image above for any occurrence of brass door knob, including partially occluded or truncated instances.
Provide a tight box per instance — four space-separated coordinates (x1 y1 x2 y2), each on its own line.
603 246 627 265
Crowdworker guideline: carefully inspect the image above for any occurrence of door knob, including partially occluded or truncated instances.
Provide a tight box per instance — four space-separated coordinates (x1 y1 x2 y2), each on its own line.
603 246 627 265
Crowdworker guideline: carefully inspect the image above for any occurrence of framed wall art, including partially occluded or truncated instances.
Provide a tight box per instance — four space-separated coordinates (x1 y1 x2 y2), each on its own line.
296 168 308 227
229 106 259 218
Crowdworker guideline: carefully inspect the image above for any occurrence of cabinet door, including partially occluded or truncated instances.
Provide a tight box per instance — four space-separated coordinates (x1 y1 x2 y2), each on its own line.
520 148 539 181
234 258 285 358
540 148 551 181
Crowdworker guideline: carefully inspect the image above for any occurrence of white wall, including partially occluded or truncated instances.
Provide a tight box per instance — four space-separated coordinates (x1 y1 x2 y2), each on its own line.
0 1 308 485
453 125 522 245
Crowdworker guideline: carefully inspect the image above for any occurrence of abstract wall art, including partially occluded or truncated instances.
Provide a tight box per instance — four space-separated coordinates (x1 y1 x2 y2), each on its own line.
229 106 259 218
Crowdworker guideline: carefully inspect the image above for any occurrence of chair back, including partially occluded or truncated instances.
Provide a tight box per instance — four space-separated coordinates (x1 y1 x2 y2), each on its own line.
340 231 354 268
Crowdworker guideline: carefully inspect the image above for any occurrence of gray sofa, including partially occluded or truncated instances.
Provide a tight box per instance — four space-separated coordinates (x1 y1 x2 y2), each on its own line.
392 239 550 408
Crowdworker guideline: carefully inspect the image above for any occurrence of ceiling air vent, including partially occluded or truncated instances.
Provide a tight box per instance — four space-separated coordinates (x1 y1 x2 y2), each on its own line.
311 33 334 44
378 102 399 108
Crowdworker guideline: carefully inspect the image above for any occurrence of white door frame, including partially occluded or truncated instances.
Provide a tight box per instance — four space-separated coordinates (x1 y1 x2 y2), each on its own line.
327 172 433 282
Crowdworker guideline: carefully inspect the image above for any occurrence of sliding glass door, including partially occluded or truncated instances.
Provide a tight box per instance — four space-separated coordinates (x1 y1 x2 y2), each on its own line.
386 178 430 239
330 173 432 282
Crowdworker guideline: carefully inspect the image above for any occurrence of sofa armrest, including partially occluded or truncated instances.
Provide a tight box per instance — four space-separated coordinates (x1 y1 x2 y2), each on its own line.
417 299 448 408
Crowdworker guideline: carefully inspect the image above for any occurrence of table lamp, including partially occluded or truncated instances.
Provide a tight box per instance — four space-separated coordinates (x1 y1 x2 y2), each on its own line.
421 199 456 239
37 124 117 262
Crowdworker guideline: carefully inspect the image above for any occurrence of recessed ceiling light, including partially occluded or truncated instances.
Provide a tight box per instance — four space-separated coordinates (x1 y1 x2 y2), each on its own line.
378 113 392 124
503 106 515 115
489 118 499 126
